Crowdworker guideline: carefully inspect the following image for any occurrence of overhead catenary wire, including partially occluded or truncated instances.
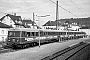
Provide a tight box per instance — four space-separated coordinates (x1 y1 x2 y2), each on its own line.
70 0 88 16
49 0 78 18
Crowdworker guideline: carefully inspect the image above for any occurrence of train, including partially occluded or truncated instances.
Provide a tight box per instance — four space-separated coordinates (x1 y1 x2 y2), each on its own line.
6 28 87 48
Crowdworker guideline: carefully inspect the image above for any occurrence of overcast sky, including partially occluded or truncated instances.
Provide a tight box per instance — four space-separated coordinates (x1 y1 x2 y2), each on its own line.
0 0 90 26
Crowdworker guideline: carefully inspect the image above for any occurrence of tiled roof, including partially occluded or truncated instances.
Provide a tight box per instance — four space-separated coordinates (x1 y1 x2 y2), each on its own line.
0 22 12 28
0 14 22 23
43 20 64 26
80 27 89 29
6 14 22 23
0 14 25 27
0 16 5 21
22 19 33 24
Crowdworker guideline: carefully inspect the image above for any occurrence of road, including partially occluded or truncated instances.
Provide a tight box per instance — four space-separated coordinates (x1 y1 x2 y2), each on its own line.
0 38 90 60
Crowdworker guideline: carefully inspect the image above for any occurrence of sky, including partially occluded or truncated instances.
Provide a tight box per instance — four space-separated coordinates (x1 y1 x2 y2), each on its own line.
0 0 90 26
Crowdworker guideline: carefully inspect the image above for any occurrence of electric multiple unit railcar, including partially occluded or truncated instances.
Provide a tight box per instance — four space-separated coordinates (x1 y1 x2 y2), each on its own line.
6 28 86 48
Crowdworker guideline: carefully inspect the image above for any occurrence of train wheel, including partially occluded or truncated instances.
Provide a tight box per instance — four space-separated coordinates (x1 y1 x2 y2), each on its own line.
21 45 24 49
24 45 26 48
26 44 29 47
32 42 36 46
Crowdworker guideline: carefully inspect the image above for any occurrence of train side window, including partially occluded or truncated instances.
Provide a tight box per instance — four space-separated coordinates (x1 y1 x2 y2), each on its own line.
32 32 34 36
8 32 13 37
22 31 27 37
32 32 37 36
59 32 61 35
27 32 30 37
46 32 48 35
36 32 38 36
47 32 49 35
40 32 43 36
43 32 46 35
30 32 32 36
51 32 53 35
61 32 63 35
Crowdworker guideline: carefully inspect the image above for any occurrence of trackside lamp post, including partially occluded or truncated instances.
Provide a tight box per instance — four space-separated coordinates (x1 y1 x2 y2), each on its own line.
35 15 50 47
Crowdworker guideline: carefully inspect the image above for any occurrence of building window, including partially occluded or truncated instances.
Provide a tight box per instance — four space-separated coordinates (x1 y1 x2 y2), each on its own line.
10 24 12 27
10 19 12 23
7 16 8 19
2 37 4 42
1 30 4 34
16 25 19 28
6 31 8 34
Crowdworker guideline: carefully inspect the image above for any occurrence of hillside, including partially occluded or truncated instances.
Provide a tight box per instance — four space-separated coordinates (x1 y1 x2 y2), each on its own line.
59 18 90 26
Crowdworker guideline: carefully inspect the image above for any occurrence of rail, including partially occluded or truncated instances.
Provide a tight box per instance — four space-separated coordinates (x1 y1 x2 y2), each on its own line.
41 42 89 60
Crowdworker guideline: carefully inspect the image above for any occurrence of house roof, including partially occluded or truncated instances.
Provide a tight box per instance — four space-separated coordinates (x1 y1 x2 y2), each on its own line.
14 23 27 28
43 20 64 26
0 22 12 28
0 16 6 21
22 19 38 26
0 14 25 27
22 19 34 24
0 14 22 23
6 14 22 23
80 27 89 29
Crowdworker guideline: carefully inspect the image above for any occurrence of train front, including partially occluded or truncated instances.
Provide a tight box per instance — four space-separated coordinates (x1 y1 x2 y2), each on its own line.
6 30 27 48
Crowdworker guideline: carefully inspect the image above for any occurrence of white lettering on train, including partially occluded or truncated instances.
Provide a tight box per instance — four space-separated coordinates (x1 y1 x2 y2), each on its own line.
25 38 34 41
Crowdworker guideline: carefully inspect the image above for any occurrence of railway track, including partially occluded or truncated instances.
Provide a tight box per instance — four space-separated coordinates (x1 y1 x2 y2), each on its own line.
0 43 16 54
41 42 89 60
0 40 54 54
0 47 15 54
0 38 88 55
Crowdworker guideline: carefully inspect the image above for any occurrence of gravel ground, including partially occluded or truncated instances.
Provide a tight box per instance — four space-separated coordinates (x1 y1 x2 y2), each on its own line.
0 38 89 60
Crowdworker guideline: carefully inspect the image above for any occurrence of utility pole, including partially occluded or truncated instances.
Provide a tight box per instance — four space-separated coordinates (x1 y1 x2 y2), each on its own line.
33 12 35 29
36 15 50 48
56 0 59 30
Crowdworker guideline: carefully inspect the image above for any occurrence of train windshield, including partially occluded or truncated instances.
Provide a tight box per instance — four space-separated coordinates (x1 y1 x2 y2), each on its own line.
8 31 20 37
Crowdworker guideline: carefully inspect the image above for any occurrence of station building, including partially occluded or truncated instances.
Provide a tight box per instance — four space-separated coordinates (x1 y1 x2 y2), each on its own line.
43 20 80 31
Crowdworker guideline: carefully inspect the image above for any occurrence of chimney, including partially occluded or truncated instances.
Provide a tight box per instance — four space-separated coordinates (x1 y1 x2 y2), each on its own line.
14 13 16 16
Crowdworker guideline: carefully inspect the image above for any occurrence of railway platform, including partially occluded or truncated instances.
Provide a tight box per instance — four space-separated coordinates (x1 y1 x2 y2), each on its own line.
0 38 90 60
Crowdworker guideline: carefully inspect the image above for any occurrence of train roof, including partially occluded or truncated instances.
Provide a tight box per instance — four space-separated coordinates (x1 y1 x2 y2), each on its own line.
8 28 84 32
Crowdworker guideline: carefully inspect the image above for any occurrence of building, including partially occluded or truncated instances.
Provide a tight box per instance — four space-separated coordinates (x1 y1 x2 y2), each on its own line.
43 20 80 30
22 19 39 29
43 20 65 30
0 14 25 28
0 22 12 42
43 18 89 30
79 27 90 35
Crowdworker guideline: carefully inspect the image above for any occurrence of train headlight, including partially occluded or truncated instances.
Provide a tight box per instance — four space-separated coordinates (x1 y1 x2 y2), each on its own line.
17 40 19 42
25 38 26 40
8 40 10 41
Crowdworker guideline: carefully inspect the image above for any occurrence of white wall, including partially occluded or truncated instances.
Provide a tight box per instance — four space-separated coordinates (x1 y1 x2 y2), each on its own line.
43 26 56 29
2 16 15 27
0 28 9 42
80 29 90 35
